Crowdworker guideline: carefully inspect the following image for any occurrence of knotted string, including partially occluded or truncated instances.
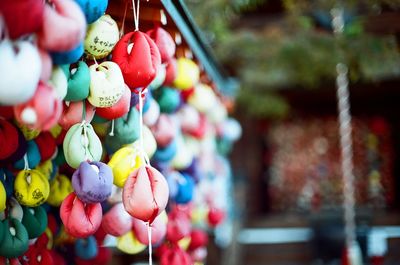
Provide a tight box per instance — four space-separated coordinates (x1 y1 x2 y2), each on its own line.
23 154 30 171
132 0 140 31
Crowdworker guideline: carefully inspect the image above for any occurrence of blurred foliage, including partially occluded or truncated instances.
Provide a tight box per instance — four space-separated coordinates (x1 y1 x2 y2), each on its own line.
186 0 400 118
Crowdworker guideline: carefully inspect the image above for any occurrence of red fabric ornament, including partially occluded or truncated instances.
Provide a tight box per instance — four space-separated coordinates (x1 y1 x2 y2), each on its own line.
35 132 57 161
14 82 63 131
38 49 53 82
38 0 86 52
0 257 21 265
132 214 167 245
21 245 53 265
49 251 66 265
101 202 132 237
96 85 131 120
0 0 44 39
166 210 191 243
0 106 15 119
151 114 176 148
60 192 102 238
207 208 225 227
163 59 177 86
58 101 95 130
122 165 169 223
160 244 192 265
184 114 208 139
180 87 195 102
146 26 176 64
0 119 27 165
188 229 208 251
112 31 161 90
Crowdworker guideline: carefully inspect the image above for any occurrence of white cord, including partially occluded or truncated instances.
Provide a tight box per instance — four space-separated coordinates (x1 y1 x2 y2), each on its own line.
332 8 356 249
132 0 140 31
147 222 153 265
109 119 115 136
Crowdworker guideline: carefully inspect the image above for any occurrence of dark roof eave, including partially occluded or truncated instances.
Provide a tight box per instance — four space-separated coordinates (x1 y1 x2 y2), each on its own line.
160 0 239 97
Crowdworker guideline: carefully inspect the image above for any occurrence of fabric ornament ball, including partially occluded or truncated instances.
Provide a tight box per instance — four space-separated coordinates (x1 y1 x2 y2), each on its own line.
0 169 14 199
101 202 133 237
14 81 63 131
84 14 119 59
188 84 218 113
146 26 176 64
153 86 181 114
185 114 208 140
151 114 176 148
88 61 124 107
22 244 54 265
132 212 167 245
108 146 141 188
58 101 95 130
21 206 48 239
74 0 108 24
188 229 209 251
47 174 73 206
72 161 113 203
4 197 23 223
35 132 57 161
122 165 169 223
163 58 177 86
51 42 85 65
60 192 102 238
36 160 55 180
116 231 146 254
105 106 140 147
13 141 41 170
173 58 200 90
0 218 29 258
63 122 103 169
0 39 41 105
61 61 91 101
166 210 192 243
178 104 200 133
112 31 161 90
14 169 50 207
174 173 195 204
75 236 98 260
0 0 44 39
96 84 131 120
160 244 192 265
207 208 225 227
0 120 27 166
38 0 86 52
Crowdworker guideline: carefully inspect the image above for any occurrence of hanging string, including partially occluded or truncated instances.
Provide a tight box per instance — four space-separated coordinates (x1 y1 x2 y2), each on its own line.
138 90 150 165
147 222 153 265
132 0 140 31
23 154 30 171
120 1 128 38
109 119 115 136
331 8 356 249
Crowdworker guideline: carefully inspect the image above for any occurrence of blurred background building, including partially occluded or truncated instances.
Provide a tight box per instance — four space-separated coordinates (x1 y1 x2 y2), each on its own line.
185 0 400 264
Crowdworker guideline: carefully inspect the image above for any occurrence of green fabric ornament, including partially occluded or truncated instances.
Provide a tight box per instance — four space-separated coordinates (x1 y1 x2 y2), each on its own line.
21 206 48 239
153 86 180 113
0 218 29 258
61 61 90 102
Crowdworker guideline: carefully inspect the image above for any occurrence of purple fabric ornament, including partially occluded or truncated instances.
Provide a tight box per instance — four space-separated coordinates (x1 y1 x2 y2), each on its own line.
72 161 113 203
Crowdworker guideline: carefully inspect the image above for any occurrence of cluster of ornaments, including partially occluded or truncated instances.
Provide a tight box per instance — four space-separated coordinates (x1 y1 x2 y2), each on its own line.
0 0 241 264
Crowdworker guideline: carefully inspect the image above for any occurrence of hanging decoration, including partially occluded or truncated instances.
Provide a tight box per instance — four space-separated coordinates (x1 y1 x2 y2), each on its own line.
0 0 241 264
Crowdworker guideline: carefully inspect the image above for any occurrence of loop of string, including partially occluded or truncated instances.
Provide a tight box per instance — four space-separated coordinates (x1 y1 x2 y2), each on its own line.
331 8 356 250
81 100 87 122
23 154 30 171
109 119 115 136
132 0 140 31
147 222 153 265
138 90 150 165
